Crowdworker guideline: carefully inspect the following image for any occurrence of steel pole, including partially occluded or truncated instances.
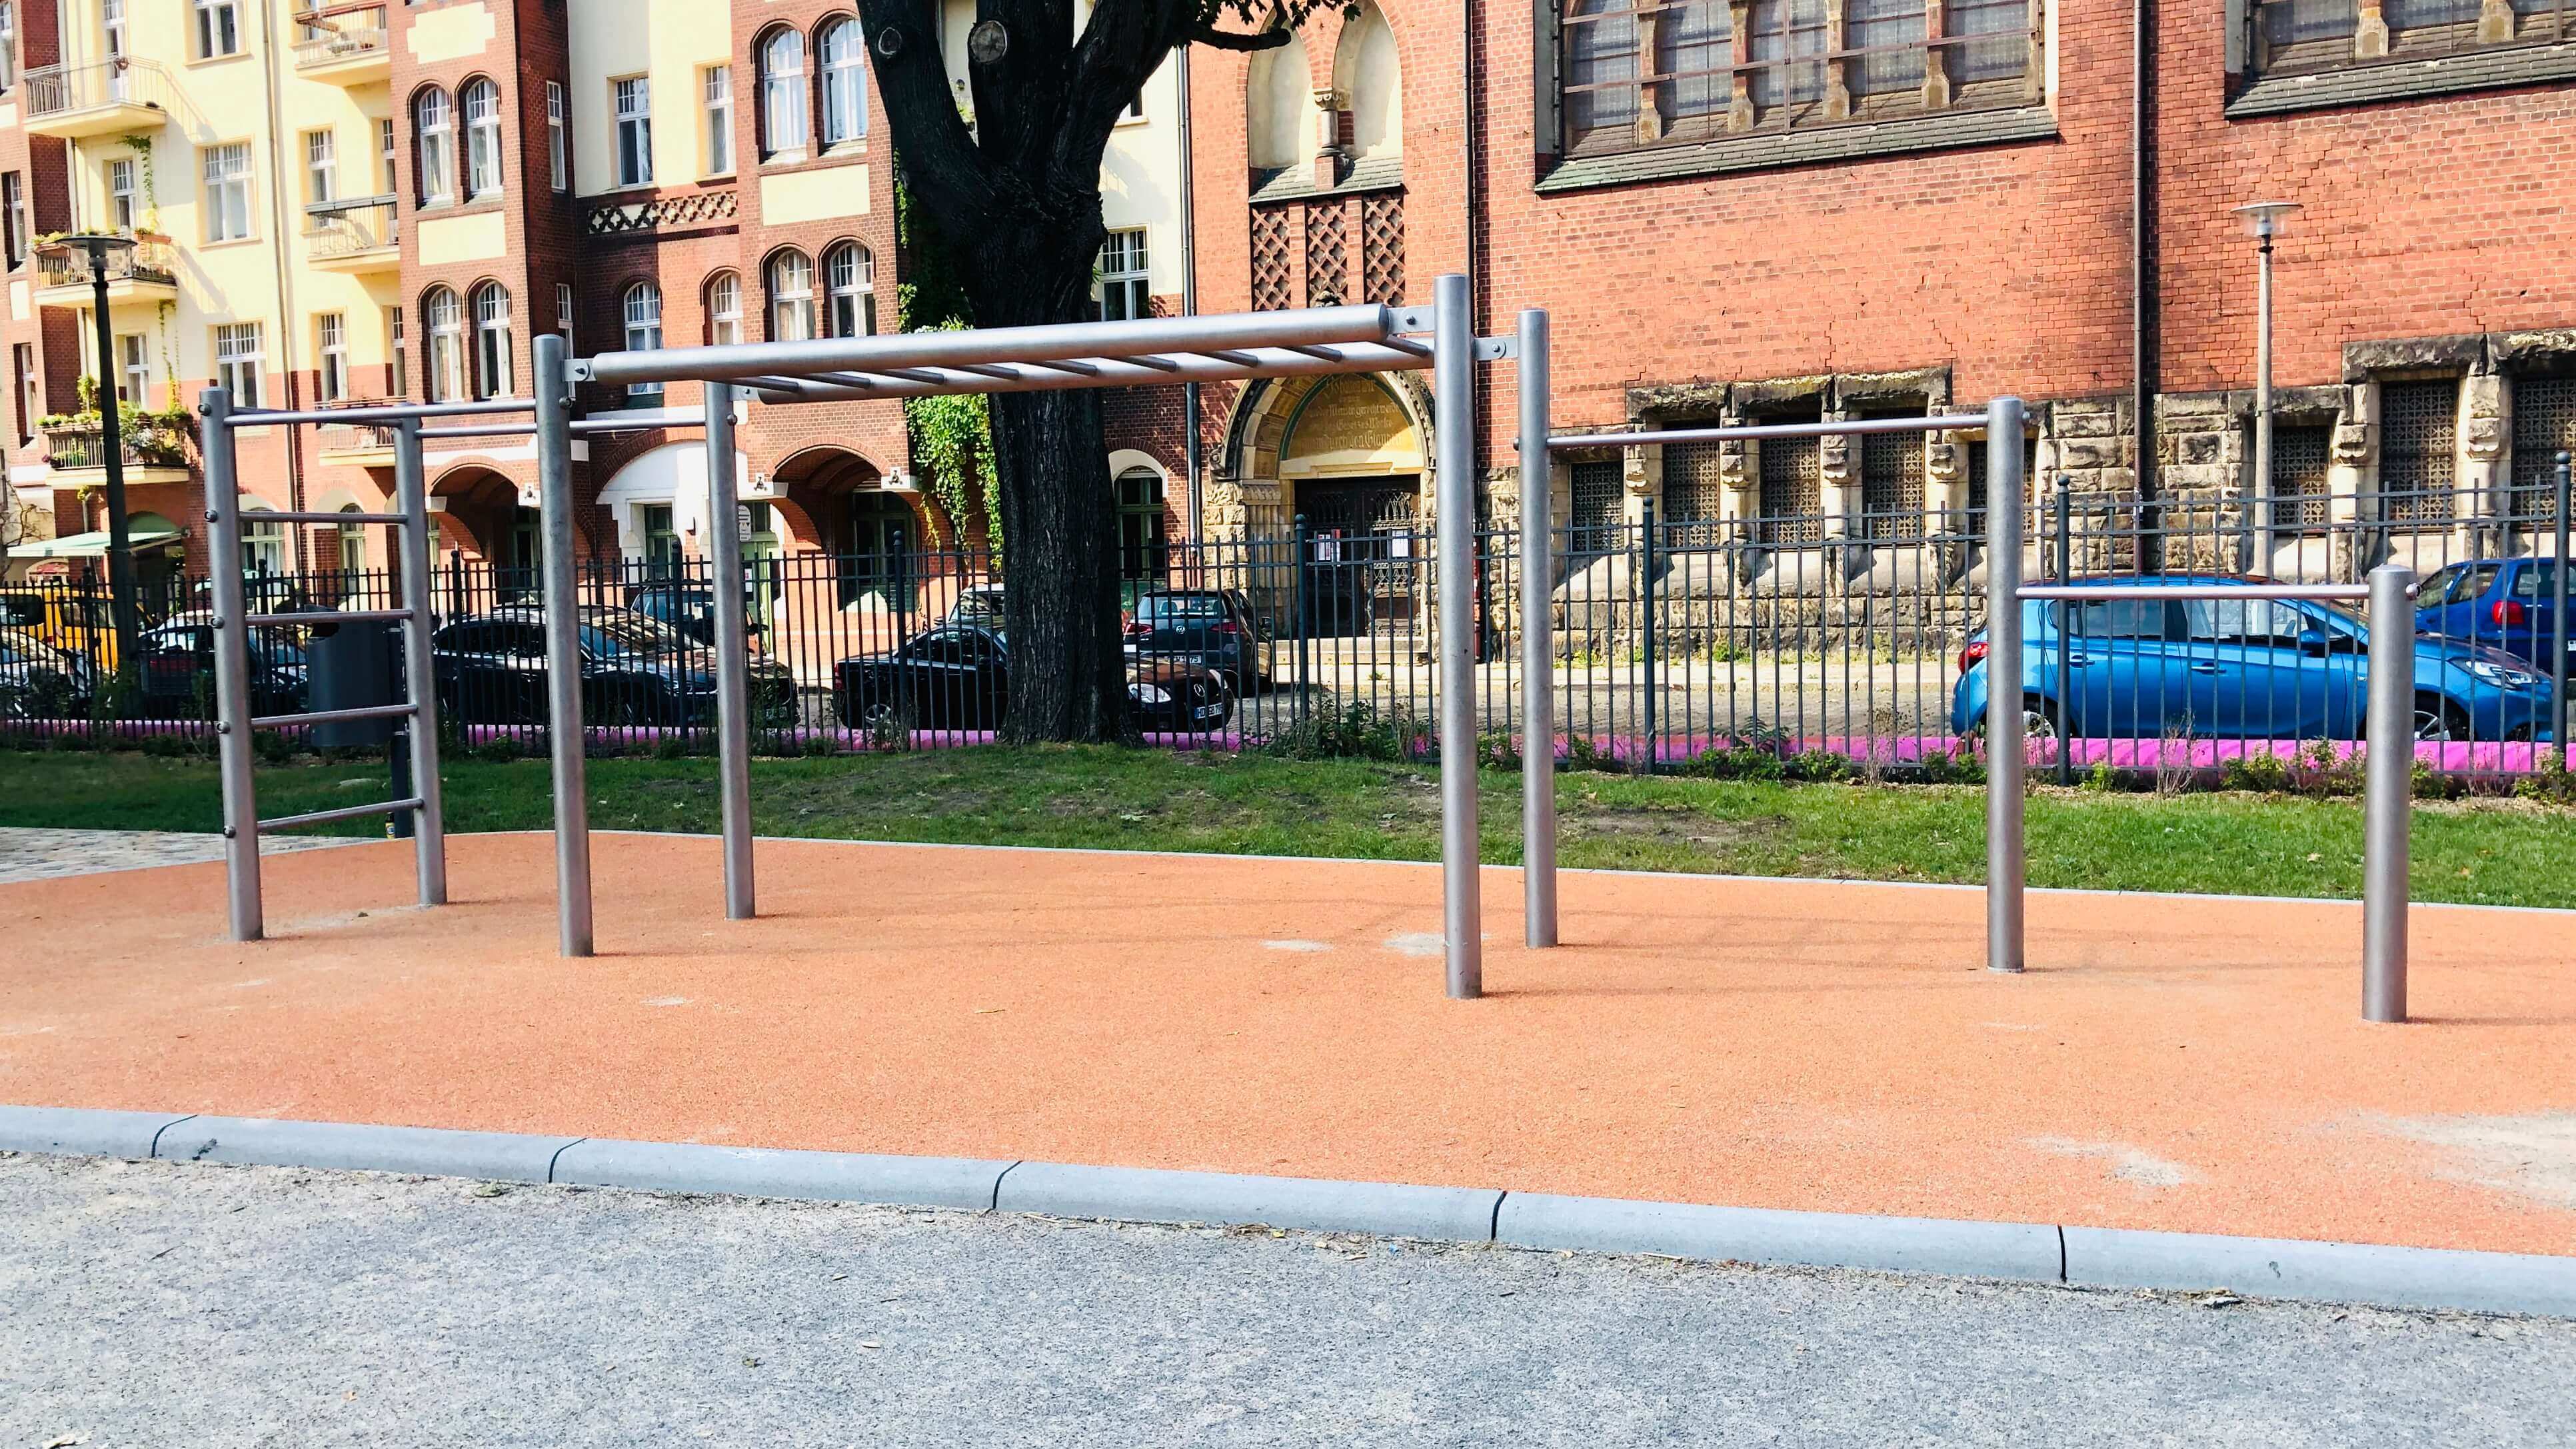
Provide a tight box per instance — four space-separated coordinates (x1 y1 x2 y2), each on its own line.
2054 475 2073 788
2363 563 2414 1023
2553 452 2569 762
534 334 593 957
1516 309 1556 948
92 259 140 665
393 419 447 906
200 388 262 942
2253 235 2275 571
703 381 756 920
1985 397 2027 974
1433 273 1482 999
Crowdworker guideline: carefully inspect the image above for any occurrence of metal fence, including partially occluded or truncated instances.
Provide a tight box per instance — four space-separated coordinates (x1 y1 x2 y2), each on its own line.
5 480 2567 774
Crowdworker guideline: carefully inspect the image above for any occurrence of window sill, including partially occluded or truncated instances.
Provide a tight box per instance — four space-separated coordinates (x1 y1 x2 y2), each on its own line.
1534 104 2058 194
1250 155 1405 205
2226 39 2576 117
416 198 509 221
185 51 252 70
757 150 872 180
200 235 263 250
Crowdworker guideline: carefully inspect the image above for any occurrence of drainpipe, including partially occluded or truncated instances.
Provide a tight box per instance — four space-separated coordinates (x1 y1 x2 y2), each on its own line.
2132 0 2157 569
257 0 309 562
1176 42 1202 543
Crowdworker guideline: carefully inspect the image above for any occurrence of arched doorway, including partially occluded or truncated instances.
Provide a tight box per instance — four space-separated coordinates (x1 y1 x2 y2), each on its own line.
431 465 538 603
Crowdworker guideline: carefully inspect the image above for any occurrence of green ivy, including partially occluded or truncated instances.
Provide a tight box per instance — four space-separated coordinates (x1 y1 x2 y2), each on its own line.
894 175 1000 553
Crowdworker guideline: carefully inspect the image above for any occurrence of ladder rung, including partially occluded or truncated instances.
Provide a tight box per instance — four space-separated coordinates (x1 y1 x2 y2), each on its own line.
243 607 413 626
259 511 411 525
252 701 419 729
259 796 423 832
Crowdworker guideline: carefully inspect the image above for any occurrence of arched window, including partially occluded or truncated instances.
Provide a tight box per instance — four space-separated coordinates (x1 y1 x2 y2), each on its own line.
767 249 815 341
823 243 873 338
1332 4 1403 161
423 286 464 403
623 282 664 401
471 283 513 399
461 77 503 197
759 28 809 158
414 87 454 205
704 271 742 346
818 17 867 146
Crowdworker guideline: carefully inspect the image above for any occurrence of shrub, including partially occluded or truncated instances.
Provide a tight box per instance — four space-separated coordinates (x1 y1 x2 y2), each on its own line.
2080 760 2119 794
1476 731 1522 771
1259 703 1426 762
251 730 296 765
2219 750 2293 794
653 735 691 761
1681 742 1784 782
1915 743 1985 785
474 737 526 764
800 732 841 758
1780 749 1853 784
1562 734 1622 774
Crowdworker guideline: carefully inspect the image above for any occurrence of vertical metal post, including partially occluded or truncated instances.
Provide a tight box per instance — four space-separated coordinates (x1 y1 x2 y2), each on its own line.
200 388 263 942
2553 453 2570 763
1639 498 1658 772
704 381 755 920
2054 475 2073 788
1433 273 1482 999
1985 397 2027 974
2363 562 2414 1023
2252 233 2275 571
1516 309 1556 948
534 334 594 957
393 419 448 906
1292 513 1310 728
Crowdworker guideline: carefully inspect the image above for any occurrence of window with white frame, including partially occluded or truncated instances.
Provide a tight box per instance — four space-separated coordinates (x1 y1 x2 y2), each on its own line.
241 509 286 577
462 78 503 198
557 282 575 352
119 334 149 407
614 76 653 188
706 271 742 345
215 323 263 408
389 305 406 396
315 313 348 404
703 65 734 175
108 158 137 231
378 118 399 196
546 81 567 191
201 143 253 242
623 282 663 401
1097 229 1149 321
424 286 464 403
103 0 129 99
193 0 241 59
12 343 33 445
0 4 17 93
760 29 809 157
415 89 455 205
472 283 513 399
824 243 874 337
767 250 815 341
2252 0 2576 81
304 130 335 209
820 17 867 147
1 172 22 270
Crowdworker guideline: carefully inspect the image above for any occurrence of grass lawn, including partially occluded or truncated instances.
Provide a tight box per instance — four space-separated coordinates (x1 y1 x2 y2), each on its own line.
3 745 2571 908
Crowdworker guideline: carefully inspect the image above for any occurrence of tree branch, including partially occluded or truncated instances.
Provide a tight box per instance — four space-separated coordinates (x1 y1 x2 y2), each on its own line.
856 0 988 228
1188 24 1291 49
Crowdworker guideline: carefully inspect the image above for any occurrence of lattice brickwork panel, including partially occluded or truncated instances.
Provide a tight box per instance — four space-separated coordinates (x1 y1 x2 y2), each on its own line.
1360 193 1406 307
1251 208 1293 311
1304 201 1348 306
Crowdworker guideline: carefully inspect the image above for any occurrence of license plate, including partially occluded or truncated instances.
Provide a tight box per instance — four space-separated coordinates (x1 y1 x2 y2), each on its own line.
1194 704 1224 720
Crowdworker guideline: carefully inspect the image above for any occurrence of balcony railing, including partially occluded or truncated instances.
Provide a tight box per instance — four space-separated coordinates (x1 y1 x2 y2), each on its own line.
41 423 190 473
23 57 175 119
295 7 390 68
35 236 180 292
307 199 399 259
315 411 399 455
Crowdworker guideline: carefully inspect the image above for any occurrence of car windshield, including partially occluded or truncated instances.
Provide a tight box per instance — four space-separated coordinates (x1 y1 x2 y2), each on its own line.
1136 595 1228 622
577 613 687 657
2511 562 2563 599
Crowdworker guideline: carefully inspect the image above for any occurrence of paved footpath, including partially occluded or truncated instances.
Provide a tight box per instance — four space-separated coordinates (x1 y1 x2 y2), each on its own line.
0 826 357 885
5 1154 2571 1448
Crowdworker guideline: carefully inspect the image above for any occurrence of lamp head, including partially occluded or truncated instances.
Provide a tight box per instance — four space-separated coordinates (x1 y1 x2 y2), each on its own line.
2232 201 2301 240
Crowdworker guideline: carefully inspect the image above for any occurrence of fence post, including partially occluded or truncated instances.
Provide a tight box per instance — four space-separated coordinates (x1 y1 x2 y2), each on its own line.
392 418 447 906
1984 397 2027 974
1432 272 1482 1000
1640 497 1658 774
2555 451 2570 766
2363 562 2415 1023
704 381 756 921
2054 475 2073 788
1516 307 1556 948
199 386 262 943
533 333 593 958
1292 513 1310 730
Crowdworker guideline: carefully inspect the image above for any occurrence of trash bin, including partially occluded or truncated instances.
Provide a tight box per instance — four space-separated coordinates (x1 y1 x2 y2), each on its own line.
306 617 399 748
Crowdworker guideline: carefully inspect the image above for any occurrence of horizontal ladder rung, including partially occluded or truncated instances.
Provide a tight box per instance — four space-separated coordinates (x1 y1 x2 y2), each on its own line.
251 702 419 729
242 607 413 626
2016 583 2373 602
259 796 423 832
256 511 413 525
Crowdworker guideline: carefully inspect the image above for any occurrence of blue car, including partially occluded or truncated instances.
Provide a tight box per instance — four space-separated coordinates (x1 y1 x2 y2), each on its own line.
1950 575 2558 742
2414 557 2571 673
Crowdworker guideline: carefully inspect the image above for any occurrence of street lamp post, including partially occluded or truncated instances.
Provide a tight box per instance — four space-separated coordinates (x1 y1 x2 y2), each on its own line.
45 233 143 665
2233 201 2299 572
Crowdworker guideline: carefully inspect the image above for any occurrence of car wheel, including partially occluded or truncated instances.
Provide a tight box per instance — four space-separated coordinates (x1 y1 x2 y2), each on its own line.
2412 697 2469 743
859 695 916 732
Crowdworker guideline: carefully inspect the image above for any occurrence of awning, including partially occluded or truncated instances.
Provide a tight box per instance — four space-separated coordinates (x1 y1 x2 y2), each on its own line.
9 528 184 560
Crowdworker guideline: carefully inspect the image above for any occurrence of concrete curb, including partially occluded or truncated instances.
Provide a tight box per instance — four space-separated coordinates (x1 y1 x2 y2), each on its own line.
4 1104 2571 1320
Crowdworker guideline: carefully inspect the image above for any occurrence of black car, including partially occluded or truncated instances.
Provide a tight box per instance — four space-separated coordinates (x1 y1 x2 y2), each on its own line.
834 625 1234 733
1123 588 1272 694
433 607 793 726
626 581 767 647
135 619 307 717
0 629 93 718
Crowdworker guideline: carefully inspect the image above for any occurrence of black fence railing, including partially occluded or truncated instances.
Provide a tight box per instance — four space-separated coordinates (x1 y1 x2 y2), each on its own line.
3 484 2567 777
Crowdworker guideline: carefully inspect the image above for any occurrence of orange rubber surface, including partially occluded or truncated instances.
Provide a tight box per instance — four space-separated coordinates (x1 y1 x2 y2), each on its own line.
5 832 2573 1256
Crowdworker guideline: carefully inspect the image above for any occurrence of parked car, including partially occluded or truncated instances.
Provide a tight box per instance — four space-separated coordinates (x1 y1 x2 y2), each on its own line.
1 587 121 673
0 627 93 717
832 625 1234 733
1124 588 1272 694
944 585 1006 629
1949 575 2557 742
433 606 793 727
2414 557 2569 673
134 619 308 717
627 581 766 647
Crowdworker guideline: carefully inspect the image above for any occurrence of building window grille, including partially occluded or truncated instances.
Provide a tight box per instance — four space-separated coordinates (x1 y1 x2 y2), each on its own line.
2377 379 2458 525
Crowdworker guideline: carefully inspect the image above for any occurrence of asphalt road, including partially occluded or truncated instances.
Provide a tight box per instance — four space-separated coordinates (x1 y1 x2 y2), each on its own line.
5 1154 2571 1448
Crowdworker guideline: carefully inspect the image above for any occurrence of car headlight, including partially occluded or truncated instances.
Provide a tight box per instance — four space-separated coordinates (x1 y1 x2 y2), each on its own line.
2462 660 2546 691
1130 682 1171 705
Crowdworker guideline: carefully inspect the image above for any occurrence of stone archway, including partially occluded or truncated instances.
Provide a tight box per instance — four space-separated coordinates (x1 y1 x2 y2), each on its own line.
1213 370 1434 543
